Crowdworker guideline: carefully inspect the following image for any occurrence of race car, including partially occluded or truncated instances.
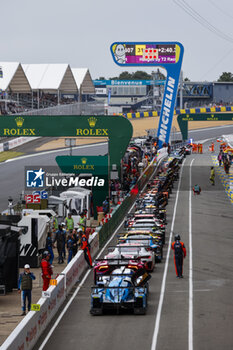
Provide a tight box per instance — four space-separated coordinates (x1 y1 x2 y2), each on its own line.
118 233 163 263
93 257 145 285
127 221 165 244
90 267 150 315
124 215 165 229
126 227 165 245
137 206 167 224
104 244 155 271
127 218 165 230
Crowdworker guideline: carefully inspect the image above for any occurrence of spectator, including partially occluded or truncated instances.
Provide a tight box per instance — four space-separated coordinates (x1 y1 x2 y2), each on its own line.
18 264 36 316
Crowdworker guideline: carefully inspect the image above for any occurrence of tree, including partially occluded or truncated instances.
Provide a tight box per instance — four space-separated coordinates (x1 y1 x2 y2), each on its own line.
118 71 133 80
184 77 190 82
218 72 233 82
132 70 152 80
109 69 166 81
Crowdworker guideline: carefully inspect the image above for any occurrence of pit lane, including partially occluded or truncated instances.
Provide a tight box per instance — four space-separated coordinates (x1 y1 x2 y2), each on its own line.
32 139 233 350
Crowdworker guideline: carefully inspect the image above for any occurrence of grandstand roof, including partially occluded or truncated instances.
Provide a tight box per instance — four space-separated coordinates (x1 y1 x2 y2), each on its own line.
22 64 78 93
71 68 95 94
0 62 31 93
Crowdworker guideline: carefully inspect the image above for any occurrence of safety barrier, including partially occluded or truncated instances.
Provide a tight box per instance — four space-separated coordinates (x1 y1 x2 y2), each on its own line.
124 105 233 119
0 137 41 152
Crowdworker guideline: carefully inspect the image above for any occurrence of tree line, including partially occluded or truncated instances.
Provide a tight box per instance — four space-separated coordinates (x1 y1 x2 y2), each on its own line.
97 71 233 82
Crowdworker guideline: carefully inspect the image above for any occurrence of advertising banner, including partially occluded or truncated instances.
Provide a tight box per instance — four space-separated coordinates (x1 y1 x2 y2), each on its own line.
110 42 184 148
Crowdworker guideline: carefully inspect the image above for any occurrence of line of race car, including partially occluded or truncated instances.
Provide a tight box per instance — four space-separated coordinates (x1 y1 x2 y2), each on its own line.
90 146 190 316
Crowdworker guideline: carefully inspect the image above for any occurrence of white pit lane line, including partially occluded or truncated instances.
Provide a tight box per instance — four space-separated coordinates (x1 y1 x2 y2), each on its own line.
151 158 186 350
189 159 194 350
38 199 138 350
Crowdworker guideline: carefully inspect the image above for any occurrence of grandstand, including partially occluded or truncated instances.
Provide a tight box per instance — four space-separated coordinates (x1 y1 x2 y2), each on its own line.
0 63 96 115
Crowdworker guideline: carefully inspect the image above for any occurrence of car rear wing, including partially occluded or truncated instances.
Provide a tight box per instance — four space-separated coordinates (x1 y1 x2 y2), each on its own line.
94 257 142 265
107 245 152 252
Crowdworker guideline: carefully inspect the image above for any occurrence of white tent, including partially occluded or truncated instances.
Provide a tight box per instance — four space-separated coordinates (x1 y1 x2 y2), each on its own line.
71 68 95 95
23 64 78 93
0 62 31 93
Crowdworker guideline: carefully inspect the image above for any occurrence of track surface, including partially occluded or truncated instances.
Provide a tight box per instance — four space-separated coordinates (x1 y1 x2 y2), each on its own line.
33 142 233 350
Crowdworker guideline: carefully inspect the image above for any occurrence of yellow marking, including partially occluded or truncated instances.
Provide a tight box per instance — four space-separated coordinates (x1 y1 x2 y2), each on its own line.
135 45 146 56
31 304 40 311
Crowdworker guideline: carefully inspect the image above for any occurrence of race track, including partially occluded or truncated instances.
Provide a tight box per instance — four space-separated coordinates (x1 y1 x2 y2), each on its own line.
31 140 233 350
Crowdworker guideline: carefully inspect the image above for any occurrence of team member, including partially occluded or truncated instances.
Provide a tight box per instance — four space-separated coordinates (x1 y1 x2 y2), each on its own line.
210 166 215 186
18 264 36 316
78 212 86 231
81 231 92 268
41 251 53 291
65 213 74 233
46 232 54 264
171 234 186 278
54 225 65 264
192 184 201 195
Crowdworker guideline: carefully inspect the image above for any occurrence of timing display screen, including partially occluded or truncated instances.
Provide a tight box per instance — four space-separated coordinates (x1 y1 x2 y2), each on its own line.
112 43 177 65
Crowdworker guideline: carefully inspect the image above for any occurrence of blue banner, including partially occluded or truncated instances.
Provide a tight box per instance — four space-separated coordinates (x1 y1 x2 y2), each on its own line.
157 65 182 148
93 79 165 86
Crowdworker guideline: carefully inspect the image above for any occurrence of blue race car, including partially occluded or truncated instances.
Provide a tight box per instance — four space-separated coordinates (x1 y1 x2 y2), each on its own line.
90 267 150 315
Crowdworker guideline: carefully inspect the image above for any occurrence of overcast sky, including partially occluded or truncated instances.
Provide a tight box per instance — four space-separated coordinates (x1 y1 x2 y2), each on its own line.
2 0 233 81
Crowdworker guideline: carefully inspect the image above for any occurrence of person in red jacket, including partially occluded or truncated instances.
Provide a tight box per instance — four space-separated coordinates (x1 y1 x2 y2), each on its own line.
171 234 186 278
81 232 92 268
41 251 53 291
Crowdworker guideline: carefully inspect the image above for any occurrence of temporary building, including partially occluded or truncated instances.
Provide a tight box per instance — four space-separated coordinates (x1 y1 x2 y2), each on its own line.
71 68 95 96
22 64 78 94
0 62 31 93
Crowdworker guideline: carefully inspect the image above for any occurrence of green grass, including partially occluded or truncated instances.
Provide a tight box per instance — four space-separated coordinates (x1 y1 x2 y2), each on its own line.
0 151 24 162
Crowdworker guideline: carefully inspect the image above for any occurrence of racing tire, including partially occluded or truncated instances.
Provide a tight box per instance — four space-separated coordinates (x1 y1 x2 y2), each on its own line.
90 308 103 316
134 307 146 315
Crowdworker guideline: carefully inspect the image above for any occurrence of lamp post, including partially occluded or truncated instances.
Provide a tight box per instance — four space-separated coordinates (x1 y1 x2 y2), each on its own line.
65 138 76 156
